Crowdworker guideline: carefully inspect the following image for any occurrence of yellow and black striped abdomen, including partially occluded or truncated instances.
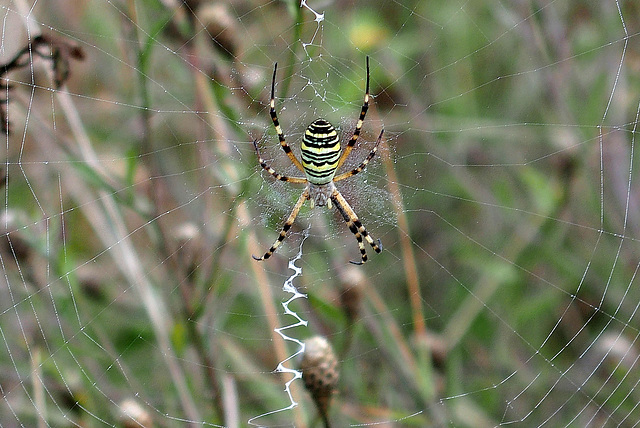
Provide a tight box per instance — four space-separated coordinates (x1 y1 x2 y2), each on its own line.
301 118 341 185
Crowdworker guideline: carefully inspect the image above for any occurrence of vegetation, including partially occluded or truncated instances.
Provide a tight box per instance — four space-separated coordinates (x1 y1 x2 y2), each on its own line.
1 0 639 426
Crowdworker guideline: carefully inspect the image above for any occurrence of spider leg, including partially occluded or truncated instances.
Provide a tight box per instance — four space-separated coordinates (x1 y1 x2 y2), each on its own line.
333 128 384 182
253 189 309 261
331 188 382 265
336 56 370 171
253 140 307 184
270 63 305 173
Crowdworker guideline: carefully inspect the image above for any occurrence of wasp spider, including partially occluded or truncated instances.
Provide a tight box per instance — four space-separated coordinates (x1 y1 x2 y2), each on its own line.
253 57 383 265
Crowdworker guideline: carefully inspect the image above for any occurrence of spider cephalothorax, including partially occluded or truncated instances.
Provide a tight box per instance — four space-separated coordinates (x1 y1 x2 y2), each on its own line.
253 57 383 264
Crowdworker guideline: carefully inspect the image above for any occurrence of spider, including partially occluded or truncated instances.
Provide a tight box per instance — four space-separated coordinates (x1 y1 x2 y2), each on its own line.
252 56 383 265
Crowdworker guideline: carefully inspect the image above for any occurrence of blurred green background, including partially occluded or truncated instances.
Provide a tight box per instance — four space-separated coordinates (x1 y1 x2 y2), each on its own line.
1 0 640 426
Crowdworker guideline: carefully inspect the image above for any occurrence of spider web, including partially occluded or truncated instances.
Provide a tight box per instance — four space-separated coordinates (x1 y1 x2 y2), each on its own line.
1 0 640 427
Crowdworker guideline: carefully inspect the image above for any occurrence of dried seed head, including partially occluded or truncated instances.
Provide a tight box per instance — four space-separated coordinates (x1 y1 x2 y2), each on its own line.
118 398 152 428
300 336 339 420
0 210 32 264
171 222 204 282
34 34 85 88
339 266 365 323
198 3 238 59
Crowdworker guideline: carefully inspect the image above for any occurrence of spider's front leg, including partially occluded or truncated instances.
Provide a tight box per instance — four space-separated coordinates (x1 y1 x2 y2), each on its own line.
252 140 307 184
333 128 384 182
252 189 309 261
269 63 305 173
336 56 371 170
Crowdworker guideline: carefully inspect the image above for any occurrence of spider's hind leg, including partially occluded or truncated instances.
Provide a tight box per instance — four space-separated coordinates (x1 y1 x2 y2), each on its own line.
253 189 309 261
331 189 382 265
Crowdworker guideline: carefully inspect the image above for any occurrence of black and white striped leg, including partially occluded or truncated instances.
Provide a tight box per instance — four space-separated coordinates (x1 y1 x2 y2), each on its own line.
253 189 309 261
336 56 370 170
253 140 307 184
270 63 305 172
333 128 384 182
331 189 382 265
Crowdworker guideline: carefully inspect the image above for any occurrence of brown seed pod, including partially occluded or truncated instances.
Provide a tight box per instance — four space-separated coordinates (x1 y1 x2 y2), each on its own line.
339 266 366 324
0 34 84 133
300 336 339 424
198 3 238 59
118 398 153 428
